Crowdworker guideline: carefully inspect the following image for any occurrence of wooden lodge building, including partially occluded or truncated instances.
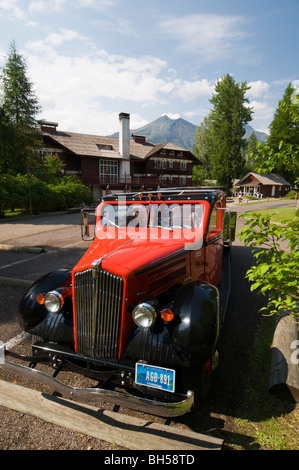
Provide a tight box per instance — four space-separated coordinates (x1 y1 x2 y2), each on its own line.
235 172 291 198
39 112 198 200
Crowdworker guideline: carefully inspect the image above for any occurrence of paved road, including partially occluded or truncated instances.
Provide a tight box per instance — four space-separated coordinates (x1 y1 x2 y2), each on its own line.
0 199 296 449
0 211 92 342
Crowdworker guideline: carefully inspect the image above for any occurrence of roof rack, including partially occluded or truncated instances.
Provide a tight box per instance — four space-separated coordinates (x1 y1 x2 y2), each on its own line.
102 187 225 203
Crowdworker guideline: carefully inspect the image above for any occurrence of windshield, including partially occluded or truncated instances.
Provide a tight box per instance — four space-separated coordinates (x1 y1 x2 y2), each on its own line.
99 202 203 230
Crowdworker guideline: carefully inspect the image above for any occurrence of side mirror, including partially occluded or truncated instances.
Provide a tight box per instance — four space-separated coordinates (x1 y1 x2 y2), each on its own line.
81 208 95 241
223 210 237 243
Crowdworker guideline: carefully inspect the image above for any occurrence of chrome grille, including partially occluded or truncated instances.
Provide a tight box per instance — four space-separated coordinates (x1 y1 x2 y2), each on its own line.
74 268 123 360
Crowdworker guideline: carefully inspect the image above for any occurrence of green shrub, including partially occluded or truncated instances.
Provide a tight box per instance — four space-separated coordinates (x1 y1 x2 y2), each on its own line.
0 174 28 216
285 190 298 199
238 212 299 319
48 177 93 211
0 173 93 216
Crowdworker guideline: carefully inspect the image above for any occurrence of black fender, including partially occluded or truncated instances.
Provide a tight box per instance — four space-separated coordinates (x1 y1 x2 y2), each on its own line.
125 281 219 368
170 281 220 366
18 270 73 343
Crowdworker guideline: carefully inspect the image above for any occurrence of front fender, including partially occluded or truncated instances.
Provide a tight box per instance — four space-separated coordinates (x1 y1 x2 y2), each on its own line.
171 281 220 366
19 269 72 335
125 281 219 368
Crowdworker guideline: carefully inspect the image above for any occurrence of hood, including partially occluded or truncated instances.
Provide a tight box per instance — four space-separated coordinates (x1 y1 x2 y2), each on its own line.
74 227 195 277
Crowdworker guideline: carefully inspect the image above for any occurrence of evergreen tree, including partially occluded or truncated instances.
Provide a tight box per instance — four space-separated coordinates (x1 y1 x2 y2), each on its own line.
242 131 259 172
246 132 258 162
208 74 253 193
238 87 299 320
264 83 299 184
193 116 215 181
0 106 17 173
0 41 42 174
1 41 40 125
267 83 299 152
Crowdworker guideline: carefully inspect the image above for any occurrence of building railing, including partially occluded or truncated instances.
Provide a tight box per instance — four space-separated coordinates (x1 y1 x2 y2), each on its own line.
81 175 160 187
81 175 194 188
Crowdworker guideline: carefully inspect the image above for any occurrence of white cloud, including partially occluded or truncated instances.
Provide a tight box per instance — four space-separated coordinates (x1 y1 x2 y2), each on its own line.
175 79 215 102
249 100 275 133
24 27 253 134
21 26 278 135
247 80 270 99
28 0 67 14
250 100 274 118
158 14 249 63
24 33 181 133
0 0 118 26
163 112 181 120
90 17 137 37
28 0 118 14
0 0 37 26
47 29 88 46
75 0 118 9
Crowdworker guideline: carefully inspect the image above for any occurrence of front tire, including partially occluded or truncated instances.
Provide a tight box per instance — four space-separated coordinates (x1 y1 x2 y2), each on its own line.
181 359 212 403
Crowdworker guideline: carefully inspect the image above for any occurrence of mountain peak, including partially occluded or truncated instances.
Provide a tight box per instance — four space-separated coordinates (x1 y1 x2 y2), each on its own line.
109 115 268 151
132 115 197 150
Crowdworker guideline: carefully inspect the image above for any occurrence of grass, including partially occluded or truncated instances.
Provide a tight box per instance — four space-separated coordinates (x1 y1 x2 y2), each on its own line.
245 206 298 223
0 209 28 219
231 315 299 450
231 204 299 449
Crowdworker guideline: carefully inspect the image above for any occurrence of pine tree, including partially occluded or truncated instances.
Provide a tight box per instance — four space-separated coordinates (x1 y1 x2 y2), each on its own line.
264 83 299 184
193 117 215 180
267 83 299 152
0 106 16 173
1 41 40 125
208 74 253 193
245 132 258 167
0 41 41 174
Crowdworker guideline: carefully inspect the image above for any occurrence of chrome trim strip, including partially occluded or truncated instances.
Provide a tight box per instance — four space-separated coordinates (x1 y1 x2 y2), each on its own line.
1 358 194 418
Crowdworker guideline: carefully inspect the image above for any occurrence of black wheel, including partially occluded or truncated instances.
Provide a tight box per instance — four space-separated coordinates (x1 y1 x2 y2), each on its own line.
181 359 212 403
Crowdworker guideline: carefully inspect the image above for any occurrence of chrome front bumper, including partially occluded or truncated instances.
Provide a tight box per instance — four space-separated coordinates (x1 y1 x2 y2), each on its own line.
0 351 194 418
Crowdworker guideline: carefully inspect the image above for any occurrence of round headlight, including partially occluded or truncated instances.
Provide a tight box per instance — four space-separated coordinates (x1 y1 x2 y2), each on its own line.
132 302 156 328
44 290 64 313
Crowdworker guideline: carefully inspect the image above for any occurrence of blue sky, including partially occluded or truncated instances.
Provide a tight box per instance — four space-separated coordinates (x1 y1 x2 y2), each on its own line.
0 0 298 137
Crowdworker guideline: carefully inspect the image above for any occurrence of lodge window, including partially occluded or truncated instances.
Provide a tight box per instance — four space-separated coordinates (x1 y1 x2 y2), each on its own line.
180 161 187 170
100 160 118 181
97 144 113 151
40 148 63 160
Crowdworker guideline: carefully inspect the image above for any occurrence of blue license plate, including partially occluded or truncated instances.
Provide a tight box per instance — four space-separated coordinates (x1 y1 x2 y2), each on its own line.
135 363 175 393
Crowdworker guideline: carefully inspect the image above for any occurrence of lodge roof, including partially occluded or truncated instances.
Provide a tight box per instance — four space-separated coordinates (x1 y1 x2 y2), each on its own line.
42 128 195 161
236 172 290 187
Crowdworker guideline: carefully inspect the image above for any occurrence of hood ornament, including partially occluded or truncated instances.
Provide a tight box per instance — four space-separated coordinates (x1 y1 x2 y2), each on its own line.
91 237 136 277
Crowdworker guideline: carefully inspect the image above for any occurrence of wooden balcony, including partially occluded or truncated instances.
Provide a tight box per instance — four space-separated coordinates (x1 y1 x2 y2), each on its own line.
81 175 194 189
81 175 158 188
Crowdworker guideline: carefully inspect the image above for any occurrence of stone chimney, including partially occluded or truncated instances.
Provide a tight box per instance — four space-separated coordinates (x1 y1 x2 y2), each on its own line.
39 120 58 134
119 112 131 180
119 112 130 160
